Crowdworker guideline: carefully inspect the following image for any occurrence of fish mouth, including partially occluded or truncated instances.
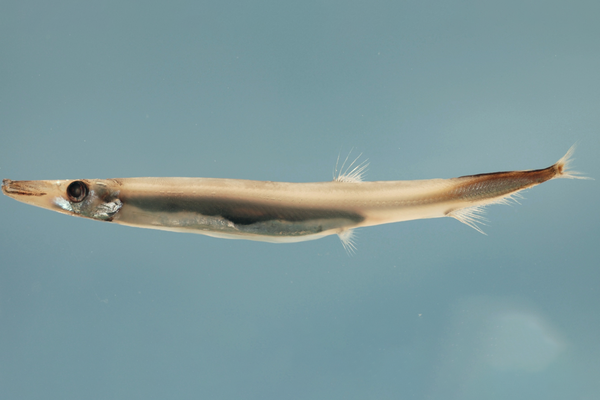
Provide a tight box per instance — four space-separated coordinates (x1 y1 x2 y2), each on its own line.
1 179 67 213
2 179 49 197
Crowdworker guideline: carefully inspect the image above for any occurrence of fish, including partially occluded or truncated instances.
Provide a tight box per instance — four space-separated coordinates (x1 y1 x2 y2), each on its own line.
1 146 589 253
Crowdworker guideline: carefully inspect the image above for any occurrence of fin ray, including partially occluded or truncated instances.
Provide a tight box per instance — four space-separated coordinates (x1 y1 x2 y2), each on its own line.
338 229 357 255
334 150 369 183
553 144 593 180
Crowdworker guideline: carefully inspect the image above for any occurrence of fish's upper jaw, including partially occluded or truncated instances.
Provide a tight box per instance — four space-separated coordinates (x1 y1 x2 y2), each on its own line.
1 179 69 214
2 179 49 197
2 179 13 196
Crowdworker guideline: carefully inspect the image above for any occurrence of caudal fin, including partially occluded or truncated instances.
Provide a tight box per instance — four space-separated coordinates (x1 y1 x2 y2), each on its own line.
554 144 592 180
449 144 590 234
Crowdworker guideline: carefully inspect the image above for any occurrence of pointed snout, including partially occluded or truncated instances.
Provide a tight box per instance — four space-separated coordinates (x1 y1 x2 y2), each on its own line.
2 179 52 197
2 179 69 212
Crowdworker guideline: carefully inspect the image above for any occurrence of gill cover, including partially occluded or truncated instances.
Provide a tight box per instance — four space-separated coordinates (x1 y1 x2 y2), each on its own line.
57 180 123 221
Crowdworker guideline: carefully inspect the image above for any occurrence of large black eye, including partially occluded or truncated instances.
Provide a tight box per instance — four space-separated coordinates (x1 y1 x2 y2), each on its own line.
66 181 88 202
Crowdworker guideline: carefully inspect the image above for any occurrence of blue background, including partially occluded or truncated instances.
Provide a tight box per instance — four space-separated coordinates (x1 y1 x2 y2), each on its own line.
1 1 599 399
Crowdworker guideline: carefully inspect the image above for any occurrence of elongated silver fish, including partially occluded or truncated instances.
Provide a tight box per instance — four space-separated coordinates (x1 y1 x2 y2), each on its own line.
1 147 588 252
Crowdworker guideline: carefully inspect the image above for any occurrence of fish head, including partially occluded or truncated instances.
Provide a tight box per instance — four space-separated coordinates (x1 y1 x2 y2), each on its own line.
2 178 123 221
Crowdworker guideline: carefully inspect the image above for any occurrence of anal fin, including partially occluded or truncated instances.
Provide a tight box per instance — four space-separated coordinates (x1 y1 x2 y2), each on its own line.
338 229 357 255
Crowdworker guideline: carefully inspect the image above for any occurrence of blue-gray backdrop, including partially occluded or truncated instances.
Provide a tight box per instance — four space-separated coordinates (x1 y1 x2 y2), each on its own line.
1 1 599 399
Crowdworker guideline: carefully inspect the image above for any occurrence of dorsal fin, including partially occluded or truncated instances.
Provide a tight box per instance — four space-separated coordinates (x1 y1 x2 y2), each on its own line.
333 151 369 183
